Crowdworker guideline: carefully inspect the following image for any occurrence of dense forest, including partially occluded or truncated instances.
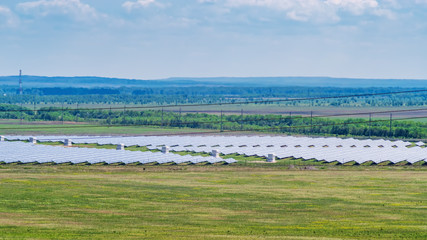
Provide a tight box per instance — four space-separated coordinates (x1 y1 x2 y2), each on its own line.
1 104 425 139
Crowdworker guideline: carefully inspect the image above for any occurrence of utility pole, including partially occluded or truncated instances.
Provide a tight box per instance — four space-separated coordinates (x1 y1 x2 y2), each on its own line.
161 108 164 127
369 113 372 138
240 109 244 131
33 100 36 122
179 108 182 129
389 114 393 137
289 112 292 134
220 109 223 132
108 106 112 126
123 105 126 123
19 70 23 124
20 102 23 125
76 103 79 122
61 102 64 125
310 111 313 135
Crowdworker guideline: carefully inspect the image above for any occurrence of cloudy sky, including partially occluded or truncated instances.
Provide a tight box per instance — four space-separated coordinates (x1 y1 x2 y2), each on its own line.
0 0 426 79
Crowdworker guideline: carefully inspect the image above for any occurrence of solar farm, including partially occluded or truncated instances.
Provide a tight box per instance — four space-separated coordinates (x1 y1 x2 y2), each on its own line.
3 135 426 165
1 135 426 239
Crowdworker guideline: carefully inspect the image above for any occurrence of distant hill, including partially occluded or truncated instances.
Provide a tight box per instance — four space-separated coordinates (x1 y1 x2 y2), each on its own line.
0 76 204 88
1 76 427 88
166 77 427 88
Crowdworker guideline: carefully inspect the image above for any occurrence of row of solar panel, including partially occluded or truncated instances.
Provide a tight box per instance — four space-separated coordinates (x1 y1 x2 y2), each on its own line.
156 146 426 164
3 135 426 164
4 135 420 148
0 141 237 165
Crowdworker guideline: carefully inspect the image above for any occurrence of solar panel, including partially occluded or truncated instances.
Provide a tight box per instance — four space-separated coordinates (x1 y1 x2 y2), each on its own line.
4 135 425 164
0 141 237 165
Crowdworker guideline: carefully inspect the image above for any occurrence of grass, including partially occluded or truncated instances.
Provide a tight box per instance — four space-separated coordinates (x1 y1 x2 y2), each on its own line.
21 103 425 114
0 123 213 136
15 103 427 122
0 165 425 239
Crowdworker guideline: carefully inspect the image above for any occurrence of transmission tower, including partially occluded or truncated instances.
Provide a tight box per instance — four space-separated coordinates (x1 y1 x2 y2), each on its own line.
19 70 23 95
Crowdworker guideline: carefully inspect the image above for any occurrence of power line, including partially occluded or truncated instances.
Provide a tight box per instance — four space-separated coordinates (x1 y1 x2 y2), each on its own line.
2 113 427 140
2 107 427 129
143 115 427 137
30 114 427 141
2 91 427 141
225 107 427 126
2 88 427 113
4 106 424 129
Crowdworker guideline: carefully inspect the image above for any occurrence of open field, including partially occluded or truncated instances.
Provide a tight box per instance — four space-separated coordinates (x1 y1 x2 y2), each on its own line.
2 123 427 142
20 103 427 118
0 165 426 239
0 123 213 136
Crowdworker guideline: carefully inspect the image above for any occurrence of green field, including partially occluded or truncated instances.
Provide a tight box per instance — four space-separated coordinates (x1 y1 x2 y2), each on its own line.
0 123 213 136
0 166 425 239
21 103 427 118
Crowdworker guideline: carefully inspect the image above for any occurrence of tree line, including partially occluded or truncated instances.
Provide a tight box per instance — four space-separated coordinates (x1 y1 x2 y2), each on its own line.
1 104 425 139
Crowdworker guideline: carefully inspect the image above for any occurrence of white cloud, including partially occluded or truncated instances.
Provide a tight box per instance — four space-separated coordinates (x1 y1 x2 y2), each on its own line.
326 0 378 15
0 6 18 27
222 0 389 22
122 0 156 11
17 0 99 21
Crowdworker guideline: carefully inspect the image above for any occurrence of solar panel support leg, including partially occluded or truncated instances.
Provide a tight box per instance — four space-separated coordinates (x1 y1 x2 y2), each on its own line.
267 153 276 163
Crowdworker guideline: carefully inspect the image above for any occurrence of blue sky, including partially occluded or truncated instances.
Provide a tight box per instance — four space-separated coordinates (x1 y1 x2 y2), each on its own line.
0 0 427 80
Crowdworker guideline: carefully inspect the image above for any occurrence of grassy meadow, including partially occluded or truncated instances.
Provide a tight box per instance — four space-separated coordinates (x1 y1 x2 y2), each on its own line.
21 103 427 119
0 165 425 239
0 123 213 136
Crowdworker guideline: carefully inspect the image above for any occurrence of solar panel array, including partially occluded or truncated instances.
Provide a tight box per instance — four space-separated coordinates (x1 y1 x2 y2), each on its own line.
4 135 426 164
0 141 236 165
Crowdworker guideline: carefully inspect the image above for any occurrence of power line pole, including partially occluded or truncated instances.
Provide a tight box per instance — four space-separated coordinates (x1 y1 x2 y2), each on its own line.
179 108 182 129
75 103 79 122
33 100 36 122
19 71 23 124
369 113 372 138
389 113 393 137
289 112 292 134
161 108 164 127
108 106 112 126
20 102 23 125
123 105 126 124
61 102 64 125
240 109 244 131
220 109 223 132
310 111 313 135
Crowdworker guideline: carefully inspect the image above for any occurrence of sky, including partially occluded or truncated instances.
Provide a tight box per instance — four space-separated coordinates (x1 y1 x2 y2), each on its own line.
0 0 427 80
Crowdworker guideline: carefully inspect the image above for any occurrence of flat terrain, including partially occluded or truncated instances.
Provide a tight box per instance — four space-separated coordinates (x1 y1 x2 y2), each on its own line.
0 165 425 239
24 103 427 119
0 122 213 136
